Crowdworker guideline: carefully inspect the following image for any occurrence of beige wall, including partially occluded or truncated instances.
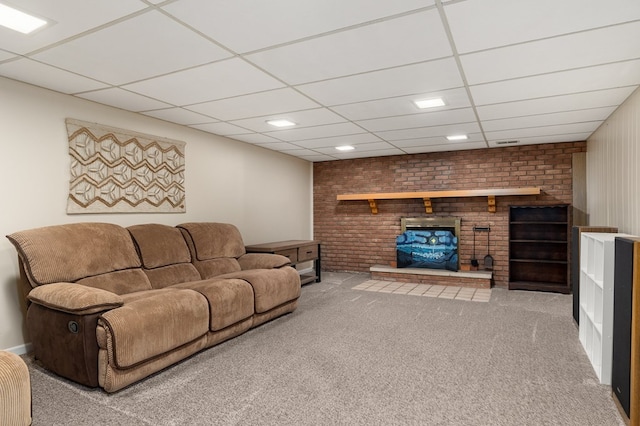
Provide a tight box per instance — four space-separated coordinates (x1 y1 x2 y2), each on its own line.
587 86 640 235
0 77 313 352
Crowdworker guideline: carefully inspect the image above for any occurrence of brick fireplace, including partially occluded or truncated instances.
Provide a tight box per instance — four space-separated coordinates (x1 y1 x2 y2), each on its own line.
313 142 584 289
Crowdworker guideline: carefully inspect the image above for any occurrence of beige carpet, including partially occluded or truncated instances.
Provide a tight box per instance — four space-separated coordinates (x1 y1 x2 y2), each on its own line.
24 272 625 425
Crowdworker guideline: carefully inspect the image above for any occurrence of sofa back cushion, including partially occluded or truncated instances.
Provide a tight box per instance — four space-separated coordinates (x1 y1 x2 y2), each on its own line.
177 223 245 279
76 269 152 295
6 223 146 292
177 223 245 260
128 224 191 268
127 224 201 288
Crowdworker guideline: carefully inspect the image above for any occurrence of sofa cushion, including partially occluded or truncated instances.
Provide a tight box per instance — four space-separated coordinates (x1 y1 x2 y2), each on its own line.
128 224 201 288
76 269 152 295
172 278 254 331
217 267 301 313
128 224 191 269
190 258 241 280
238 253 291 270
99 289 209 369
119 288 176 304
178 223 245 260
142 264 202 289
7 223 141 286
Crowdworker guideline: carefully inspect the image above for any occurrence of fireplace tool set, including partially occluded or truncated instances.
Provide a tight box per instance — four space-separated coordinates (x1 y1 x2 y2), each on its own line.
472 226 493 270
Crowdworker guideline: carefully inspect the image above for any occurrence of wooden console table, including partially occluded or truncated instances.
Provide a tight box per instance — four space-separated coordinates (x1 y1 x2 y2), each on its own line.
245 240 321 285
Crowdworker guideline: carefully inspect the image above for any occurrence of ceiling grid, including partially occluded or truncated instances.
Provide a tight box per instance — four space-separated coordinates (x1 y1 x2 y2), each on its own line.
0 0 638 161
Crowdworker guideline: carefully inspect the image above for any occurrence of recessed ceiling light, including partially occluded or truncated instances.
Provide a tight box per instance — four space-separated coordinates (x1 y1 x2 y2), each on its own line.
413 98 445 109
266 119 296 128
335 145 355 151
446 135 468 141
0 3 47 34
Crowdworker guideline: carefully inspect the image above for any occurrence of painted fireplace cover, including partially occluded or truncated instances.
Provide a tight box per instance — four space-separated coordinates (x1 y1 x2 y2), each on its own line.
396 230 458 271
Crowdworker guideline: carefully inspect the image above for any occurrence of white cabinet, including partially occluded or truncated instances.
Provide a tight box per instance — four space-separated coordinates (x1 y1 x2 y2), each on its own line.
579 232 632 384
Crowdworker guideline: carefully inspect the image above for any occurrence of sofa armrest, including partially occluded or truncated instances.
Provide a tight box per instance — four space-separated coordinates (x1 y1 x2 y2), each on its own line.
27 283 123 315
237 253 291 270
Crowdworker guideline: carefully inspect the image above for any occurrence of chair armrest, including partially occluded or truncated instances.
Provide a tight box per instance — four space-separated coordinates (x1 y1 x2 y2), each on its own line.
237 253 291 270
27 283 123 315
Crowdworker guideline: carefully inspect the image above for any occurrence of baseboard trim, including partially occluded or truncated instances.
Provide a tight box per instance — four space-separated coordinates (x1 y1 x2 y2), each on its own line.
3 343 32 355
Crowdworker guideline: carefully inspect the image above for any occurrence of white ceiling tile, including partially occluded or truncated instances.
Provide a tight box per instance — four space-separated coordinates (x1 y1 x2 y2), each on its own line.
297 58 463 106
254 142 303 151
230 108 346 133
0 1 635 162
403 142 487 154
0 50 16 61
392 136 453 149
470 60 640 106
476 87 636 120
186 88 319 121
33 11 232 85
0 1 146 55
141 108 216 125
0 58 108 94
445 0 640 53
190 122 251 136
392 134 485 149
376 122 482 142
461 22 640 85
246 10 450 85
293 133 382 149
77 88 171 111
330 147 406 159
297 154 336 162
277 148 321 157
265 122 365 142
485 122 601 141
331 88 471 121
163 0 432 53
482 107 616 132
124 58 286 106
357 108 477 132
313 141 398 155
488 133 593 147
230 134 284 145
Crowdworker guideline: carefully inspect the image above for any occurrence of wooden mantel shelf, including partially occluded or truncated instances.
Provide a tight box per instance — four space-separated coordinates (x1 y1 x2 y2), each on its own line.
336 187 541 214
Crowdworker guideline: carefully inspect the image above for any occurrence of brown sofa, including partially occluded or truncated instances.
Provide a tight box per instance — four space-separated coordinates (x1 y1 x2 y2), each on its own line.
6 222 301 392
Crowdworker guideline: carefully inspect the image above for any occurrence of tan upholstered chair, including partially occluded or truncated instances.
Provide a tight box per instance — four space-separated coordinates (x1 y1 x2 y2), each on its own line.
0 351 31 426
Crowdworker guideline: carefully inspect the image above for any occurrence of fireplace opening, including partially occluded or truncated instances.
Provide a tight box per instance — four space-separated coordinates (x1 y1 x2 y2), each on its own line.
396 217 461 271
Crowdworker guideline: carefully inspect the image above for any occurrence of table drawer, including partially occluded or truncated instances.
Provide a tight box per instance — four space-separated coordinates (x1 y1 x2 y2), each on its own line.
275 248 298 263
298 244 318 262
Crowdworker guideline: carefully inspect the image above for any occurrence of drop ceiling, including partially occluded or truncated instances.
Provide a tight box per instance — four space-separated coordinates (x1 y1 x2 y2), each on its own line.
1 0 639 162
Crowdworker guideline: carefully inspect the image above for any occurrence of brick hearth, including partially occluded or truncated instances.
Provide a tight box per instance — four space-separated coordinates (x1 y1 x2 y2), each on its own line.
370 265 492 289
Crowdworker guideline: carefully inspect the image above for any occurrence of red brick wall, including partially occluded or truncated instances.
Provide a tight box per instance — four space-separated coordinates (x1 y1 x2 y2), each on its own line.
313 142 586 288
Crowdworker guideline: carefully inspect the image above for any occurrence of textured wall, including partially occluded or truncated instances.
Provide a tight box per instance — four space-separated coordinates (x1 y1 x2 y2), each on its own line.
587 87 640 235
314 142 585 288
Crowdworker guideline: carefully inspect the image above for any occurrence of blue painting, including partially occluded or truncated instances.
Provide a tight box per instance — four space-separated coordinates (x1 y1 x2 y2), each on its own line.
396 230 458 271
